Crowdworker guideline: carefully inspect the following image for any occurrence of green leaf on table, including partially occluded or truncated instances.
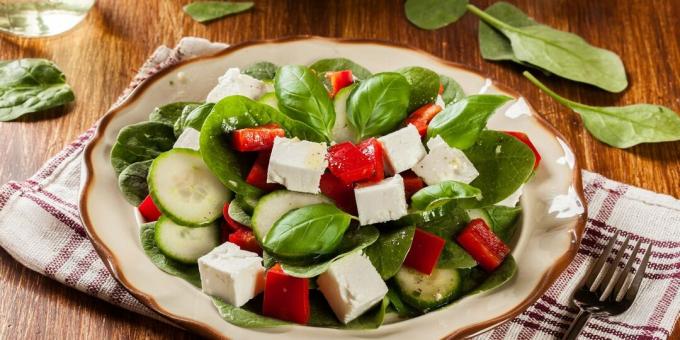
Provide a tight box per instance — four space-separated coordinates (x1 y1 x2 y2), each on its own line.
110 121 176 176
398 66 441 112
242 61 279 81
149 102 201 127
365 225 415 280
140 222 201 287
309 58 372 80
174 102 214 136
467 4 627 92
183 1 254 23
524 71 680 148
0 59 75 121
486 205 521 244
478 2 537 63
411 181 482 210
404 0 468 30
118 160 152 206
469 255 517 294
308 291 388 329
212 296 288 328
439 74 465 105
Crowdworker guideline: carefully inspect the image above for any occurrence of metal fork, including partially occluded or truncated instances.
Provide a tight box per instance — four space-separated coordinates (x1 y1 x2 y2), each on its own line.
563 230 653 340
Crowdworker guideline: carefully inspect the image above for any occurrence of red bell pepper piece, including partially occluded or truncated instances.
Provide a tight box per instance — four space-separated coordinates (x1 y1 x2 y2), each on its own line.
404 103 443 136
319 172 357 215
402 170 425 201
503 131 541 170
357 138 384 183
326 70 354 98
403 228 446 275
246 151 281 191
438 83 444 95
232 123 285 152
263 264 310 324
138 195 161 222
223 202 246 232
457 219 510 272
327 142 374 184
228 228 262 255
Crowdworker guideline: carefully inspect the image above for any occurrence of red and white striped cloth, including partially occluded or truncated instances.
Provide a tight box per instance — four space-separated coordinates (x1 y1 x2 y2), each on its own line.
1 38 679 339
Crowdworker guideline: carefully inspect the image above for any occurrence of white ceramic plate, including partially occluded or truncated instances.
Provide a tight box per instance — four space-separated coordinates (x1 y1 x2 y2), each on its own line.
80 36 586 339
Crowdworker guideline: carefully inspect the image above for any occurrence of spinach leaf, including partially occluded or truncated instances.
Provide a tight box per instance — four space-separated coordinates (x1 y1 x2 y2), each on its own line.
467 4 627 93
140 223 201 287
469 255 517 294
395 201 468 233
118 160 152 206
404 0 468 30
183 1 254 23
0 59 75 121
174 102 214 136
427 94 512 149
524 71 680 148
478 2 537 63
110 121 176 176
439 74 465 105
149 102 200 127
411 181 482 210
346 72 411 139
309 58 372 80
308 291 388 329
486 205 521 244
243 61 278 81
461 131 535 207
438 242 476 269
398 66 441 112
386 288 419 317
263 203 352 259
365 225 415 280
212 296 288 328
274 65 335 141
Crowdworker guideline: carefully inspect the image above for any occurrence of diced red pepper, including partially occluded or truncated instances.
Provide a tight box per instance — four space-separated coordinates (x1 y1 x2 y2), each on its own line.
246 151 282 191
228 228 262 255
357 138 384 183
326 70 354 98
503 131 541 170
403 228 446 275
138 195 161 222
232 123 285 152
438 83 444 95
223 202 246 232
457 219 510 272
263 264 310 324
220 222 230 243
404 103 443 136
319 172 357 215
327 142 374 184
402 170 425 201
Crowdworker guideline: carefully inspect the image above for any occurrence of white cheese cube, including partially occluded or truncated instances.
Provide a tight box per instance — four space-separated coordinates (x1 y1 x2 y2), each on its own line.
435 94 446 109
354 175 408 225
206 68 270 103
378 124 427 174
412 136 479 185
197 242 265 307
317 252 388 324
267 137 328 193
172 127 201 151
497 185 523 207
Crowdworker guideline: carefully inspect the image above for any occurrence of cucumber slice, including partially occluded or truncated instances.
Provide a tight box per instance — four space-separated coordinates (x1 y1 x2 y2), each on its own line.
228 198 252 227
149 148 231 226
257 92 278 109
394 266 462 311
154 216 220 264
251 190 331 242
466 209 492 226
331 84 357 143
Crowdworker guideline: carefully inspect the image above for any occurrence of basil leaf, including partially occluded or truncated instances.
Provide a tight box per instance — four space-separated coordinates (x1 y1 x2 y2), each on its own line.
404 0 468 30
347 72 411 139
149 102 201 127
110 121 176 176
439 74 465 105
468 4 627 93
486 205 521 244
309 58 372 80
212 296 288 328
183 1 253 23
427 94 512 149
308 291 388 329
275 65 335 141
118 160 152 206
469 255 517 294
525 71 680 148
263 203 352 259
174 102 214 137
438 242 476 269
243 61 278 81
0 59 75 121
478 2 537 63
365 225 415 280
140 223 201 287
398 66 441 112
411 181 482 210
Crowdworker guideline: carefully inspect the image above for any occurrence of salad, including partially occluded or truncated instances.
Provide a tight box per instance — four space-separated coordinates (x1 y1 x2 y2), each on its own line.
111 58 540 329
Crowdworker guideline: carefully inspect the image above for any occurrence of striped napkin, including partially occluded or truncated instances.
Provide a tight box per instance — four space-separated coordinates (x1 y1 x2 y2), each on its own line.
1 38 679 339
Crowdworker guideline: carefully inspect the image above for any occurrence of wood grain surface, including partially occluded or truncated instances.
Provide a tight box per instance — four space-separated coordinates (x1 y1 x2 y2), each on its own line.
1 0 678 338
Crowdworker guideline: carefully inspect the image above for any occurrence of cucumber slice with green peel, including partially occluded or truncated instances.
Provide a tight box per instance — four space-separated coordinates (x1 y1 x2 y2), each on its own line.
257 92 278 109
394 266 462 311
228 198 252 227
466 209 492 226
154 216 220 264
149 148 231 226
331 84 357 143
251 190 331 242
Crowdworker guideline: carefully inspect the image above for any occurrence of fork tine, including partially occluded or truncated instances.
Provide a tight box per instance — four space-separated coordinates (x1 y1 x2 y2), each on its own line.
625 243 652 301
585 230 620 289
595 235 630 295
608 239 641 301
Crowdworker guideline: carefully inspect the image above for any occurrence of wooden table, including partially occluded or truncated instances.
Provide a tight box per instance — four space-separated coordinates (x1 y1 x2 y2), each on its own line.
1 0 678 338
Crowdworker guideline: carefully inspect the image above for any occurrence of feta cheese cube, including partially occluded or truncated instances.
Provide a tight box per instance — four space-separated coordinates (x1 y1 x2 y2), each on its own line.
197 242 265 307
378 124 427 174
412 136 479 185
354 175 408 225
173 127 201 151
317 252 388 324
206 68 270 103
497 184 523 207
267 137 328 193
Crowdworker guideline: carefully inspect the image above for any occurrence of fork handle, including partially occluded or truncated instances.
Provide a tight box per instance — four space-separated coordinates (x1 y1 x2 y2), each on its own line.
562 310 591 340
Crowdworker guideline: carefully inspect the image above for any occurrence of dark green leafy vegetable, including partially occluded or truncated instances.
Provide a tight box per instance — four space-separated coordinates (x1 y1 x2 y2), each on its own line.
439 74 465 105
524 71 680 148
427 94 512 149
365 225 415 280
386 288 419 317
467 4 627 93
395 201 468 233
308 291 388 329
0 58 75 121
118 160 152 206
149 102 200 127
212 296 288 328
478 2 537 63
242 61 278 81
398 66 441 112
411 181 482 210
228 198 252 227
110 121 176 176
174 102 214 136
309 58 372 80
183 1 254 23
486 205 521 244
438 242 477 269
140 223 201 287
469 255 517 294
404 0 468 30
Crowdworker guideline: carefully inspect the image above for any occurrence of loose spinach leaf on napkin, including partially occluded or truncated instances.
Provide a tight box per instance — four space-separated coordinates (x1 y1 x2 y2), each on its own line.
140 223 201 287
365 225 415 280
118 160 152 206
110 121 176 176
0 59 75 122
183 1 254 23
149 102 201 127
404 0 468 30
242 61 279 81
